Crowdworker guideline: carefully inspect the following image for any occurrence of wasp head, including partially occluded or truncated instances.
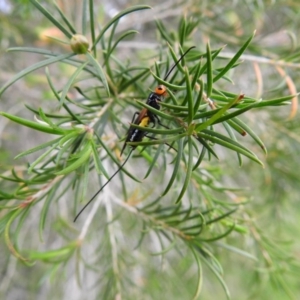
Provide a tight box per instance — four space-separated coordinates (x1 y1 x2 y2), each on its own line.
154 85 168 98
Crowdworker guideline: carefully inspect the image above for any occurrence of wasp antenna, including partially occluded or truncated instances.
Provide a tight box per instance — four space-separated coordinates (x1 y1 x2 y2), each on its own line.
163 46 196 81
73 149 134 222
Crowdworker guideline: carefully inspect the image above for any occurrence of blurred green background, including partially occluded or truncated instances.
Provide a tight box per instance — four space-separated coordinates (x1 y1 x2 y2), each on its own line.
1 0 300 299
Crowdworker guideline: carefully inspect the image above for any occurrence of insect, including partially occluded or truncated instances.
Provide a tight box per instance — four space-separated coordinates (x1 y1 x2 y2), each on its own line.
74 46 195 222
121 46 195 156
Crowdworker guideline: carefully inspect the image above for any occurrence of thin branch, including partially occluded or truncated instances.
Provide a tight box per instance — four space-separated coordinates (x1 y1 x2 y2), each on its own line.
105 193 122 298
112 198 193 241
18 175 63 208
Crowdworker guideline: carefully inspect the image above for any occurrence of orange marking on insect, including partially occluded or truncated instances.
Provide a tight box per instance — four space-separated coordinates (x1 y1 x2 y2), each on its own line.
154 85 167 96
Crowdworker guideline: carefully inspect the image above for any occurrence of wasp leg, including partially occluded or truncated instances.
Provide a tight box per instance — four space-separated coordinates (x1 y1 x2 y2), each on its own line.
131 111 140 123
120 112 141 156
154 115 169 129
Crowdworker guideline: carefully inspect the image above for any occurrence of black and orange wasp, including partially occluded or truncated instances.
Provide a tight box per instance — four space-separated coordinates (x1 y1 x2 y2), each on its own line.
74 46 195 222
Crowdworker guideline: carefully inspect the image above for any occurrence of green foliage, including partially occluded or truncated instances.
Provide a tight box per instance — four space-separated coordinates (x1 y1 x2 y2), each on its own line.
1 1 300 299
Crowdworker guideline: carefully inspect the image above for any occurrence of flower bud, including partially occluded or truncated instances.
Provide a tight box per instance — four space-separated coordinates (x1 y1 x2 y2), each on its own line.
70 34 89 54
